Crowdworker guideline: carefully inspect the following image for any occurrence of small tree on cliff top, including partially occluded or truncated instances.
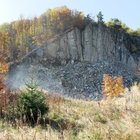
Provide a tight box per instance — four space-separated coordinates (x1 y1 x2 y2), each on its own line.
97 11 104 23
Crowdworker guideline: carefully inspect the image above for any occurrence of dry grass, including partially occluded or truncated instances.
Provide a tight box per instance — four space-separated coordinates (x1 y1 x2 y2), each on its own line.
0 85 140 140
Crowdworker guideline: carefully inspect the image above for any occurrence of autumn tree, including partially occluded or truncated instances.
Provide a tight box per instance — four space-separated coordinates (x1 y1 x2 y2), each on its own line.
59 6 71 30
106 18 122 30
71 10 85 29
102 74 125 98
9 23 18 62
0 23 10 32
0 6 88 63
0 32 10 59
128 28 140 37
0 54 9 117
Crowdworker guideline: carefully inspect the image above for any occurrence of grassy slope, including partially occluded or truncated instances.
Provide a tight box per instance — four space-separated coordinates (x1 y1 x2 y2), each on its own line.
0 85 140 140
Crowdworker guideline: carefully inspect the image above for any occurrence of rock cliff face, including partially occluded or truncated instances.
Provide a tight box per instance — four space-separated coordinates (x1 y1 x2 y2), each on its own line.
8 23 140 99
14 23 140 70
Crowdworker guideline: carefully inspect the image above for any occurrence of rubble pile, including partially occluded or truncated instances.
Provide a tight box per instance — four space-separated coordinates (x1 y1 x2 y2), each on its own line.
9 61 140 101
56 61 139 100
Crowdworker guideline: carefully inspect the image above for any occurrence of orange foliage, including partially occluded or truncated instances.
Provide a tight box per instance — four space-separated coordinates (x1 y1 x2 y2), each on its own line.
0 75 7 90
0 55 9 116
102 74 125 98
0 55 9 74
0 75 9 115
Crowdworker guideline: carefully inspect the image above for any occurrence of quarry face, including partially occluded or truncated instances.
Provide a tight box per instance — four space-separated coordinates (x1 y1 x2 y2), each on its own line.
8 23 140 100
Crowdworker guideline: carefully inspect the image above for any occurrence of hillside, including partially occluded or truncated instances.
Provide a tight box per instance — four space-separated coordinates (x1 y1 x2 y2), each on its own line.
0 6 87 63
0 85 140 140
8 22 140 100
0 6 140 65
0 6 140 140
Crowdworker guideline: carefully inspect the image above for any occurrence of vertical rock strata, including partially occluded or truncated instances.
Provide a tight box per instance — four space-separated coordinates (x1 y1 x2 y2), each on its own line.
13 23 140 70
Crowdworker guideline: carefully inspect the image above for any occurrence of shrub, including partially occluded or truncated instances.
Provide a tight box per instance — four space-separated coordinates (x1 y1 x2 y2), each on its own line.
17 77 49 123
102 74 125 98
0 75 10 117
131 44 137 53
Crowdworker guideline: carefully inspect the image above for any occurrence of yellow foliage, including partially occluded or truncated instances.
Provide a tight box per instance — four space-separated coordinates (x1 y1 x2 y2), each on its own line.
131 44 137 52
0 56 9 74
102 74 125 98
132 82 140 87
127 28 133 34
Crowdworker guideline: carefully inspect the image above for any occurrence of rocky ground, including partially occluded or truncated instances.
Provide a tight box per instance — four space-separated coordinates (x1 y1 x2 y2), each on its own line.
56 61 140 100
9 61 140 101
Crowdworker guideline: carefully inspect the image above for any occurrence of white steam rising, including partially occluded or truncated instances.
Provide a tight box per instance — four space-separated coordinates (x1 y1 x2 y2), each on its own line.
8 65 64 94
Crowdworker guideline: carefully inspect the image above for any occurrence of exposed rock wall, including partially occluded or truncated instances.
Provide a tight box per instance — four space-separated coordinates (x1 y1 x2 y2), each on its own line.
10 23 140 71
8 23 140 98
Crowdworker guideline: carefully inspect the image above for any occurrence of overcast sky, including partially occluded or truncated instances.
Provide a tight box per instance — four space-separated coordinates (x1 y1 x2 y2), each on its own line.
0 0 139 30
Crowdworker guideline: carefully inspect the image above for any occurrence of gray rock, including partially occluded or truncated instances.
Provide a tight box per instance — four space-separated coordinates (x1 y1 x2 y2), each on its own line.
10 23 140 71
8 23 140 101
